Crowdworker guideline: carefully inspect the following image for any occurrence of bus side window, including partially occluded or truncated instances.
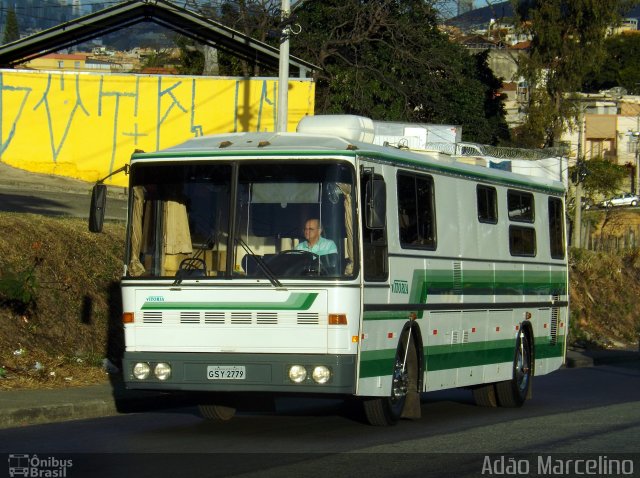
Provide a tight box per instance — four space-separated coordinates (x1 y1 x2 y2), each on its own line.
397 172 436 249
548 197 565 259
507 189 536 257
477 185 498 224
361 173 388 281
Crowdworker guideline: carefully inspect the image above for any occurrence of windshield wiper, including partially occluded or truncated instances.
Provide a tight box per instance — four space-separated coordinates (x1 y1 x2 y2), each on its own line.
173 233 216 286
235 236 284 289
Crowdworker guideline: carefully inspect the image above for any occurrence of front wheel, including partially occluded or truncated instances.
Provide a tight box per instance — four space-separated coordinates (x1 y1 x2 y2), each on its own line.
362 333 418 426
495 331 532 408
198 403 236 421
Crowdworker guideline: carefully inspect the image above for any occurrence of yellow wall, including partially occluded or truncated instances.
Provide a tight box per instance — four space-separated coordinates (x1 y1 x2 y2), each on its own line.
0 69 315 187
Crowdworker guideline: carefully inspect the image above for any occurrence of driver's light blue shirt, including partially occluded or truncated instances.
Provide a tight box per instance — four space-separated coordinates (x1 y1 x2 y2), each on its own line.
295 236 337 256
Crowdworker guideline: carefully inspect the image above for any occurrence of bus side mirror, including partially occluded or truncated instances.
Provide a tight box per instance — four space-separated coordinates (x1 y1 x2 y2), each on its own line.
89 184 107 233
366 179 386 229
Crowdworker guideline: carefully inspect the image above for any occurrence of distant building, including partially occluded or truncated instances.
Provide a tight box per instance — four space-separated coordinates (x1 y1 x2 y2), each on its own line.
22 52 129 72
23 53 90 71
561 93 640 165
611 17 639 34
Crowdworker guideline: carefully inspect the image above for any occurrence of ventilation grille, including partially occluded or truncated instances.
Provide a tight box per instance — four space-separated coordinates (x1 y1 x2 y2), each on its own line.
231 312 252 325
204 312 225 324
297 312 320 325
257 312 278 325
180 311 200 324
142 311 162 324
550 295 560 345
453 262 462 294
139 311 324 326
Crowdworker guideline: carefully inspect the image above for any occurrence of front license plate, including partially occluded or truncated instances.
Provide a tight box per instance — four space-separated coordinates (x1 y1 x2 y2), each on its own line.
207 365 246 380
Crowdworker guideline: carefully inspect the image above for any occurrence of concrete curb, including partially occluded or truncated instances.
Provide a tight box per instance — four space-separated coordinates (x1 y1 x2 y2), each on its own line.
1 399 120 429
565 347 640 369
0 381 198 430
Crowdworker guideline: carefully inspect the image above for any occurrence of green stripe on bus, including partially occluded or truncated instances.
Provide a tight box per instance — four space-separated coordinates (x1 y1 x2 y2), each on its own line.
141 292 318 310
359 337 565 378
362 311 411 321
407 269 567 300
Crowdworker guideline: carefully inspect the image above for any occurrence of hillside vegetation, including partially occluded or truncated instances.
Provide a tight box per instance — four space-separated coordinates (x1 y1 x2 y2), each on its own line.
0 212 638 390
0 213 124 389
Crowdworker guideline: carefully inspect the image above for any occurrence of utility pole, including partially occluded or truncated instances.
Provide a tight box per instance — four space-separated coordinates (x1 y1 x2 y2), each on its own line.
572 110 585 249
636 142 639 196
276 0 291 133
636 115 640 195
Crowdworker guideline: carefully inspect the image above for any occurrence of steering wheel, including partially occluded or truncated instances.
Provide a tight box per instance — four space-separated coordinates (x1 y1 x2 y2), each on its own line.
265 249 324 276
278 249 319 260
178 257 207 276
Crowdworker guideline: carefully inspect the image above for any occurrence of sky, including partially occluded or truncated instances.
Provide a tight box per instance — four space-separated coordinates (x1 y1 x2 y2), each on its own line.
76 0 497 18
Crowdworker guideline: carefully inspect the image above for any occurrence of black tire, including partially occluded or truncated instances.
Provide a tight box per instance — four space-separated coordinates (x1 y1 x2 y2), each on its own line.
495 331 532 408
473 383 498 407
363 332 418 426
198 403 236 421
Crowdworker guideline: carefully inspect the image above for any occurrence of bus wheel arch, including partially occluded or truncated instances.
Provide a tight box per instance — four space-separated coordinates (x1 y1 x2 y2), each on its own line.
495 324 533 408
362 322 422 426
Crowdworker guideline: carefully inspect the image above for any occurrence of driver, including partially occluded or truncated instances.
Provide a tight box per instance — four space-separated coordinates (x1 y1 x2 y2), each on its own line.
295 218 337 256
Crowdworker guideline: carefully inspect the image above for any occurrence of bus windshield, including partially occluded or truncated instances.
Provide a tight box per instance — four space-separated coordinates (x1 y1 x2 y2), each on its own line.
126 161 357 280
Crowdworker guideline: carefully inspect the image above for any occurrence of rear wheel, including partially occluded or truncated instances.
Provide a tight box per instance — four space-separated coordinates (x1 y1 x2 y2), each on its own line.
363 333 418 426
472 383 498 407
198 403 236 421
495 331 532 408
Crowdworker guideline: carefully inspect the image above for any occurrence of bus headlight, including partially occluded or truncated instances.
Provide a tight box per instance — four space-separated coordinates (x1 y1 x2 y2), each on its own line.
312 366 331 384
133 362 151 380
288 365 307 383
154 362 172 381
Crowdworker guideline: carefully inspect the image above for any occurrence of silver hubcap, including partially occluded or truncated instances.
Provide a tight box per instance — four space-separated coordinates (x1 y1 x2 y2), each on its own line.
515 336 530 393
391 359 409 403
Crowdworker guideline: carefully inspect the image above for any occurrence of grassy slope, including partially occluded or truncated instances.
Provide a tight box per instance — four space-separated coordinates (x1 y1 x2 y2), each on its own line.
0 213 125 389
0 212 638 390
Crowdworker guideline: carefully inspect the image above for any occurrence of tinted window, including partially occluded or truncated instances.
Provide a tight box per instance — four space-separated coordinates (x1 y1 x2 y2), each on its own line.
362 172 388 281
509 226 536 256
397 172 436 249
548 197 565 259
508 190 534 222
477 185 498 224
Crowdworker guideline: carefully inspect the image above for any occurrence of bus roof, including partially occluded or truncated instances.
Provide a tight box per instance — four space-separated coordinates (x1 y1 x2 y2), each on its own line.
133 130 566 195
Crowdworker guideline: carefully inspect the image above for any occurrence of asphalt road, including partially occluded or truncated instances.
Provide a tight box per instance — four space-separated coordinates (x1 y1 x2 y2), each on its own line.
0 185 127 220
1 361 638 477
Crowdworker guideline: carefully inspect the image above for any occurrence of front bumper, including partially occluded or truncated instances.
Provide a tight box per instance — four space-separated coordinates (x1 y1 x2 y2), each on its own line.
123 351 357 394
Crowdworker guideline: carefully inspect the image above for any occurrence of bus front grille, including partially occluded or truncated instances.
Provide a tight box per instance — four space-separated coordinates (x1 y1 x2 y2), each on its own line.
139 311 324 326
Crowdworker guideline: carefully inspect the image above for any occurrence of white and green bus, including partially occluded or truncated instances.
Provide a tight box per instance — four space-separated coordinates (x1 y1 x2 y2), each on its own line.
92 115 568 425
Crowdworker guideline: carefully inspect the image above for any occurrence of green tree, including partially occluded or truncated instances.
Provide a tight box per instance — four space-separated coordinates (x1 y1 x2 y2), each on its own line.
2 7 20 44
193 0 281 76
291 0 509 144
582 33 640 94
511 0 637 147
571 158 627 199
175 35 205 75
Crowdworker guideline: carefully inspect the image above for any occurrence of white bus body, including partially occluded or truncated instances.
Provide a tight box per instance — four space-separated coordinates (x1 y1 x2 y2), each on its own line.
117 117 568 425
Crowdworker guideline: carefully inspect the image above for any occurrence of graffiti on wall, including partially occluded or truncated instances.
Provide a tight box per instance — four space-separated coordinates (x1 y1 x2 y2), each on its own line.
0 70 315 187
